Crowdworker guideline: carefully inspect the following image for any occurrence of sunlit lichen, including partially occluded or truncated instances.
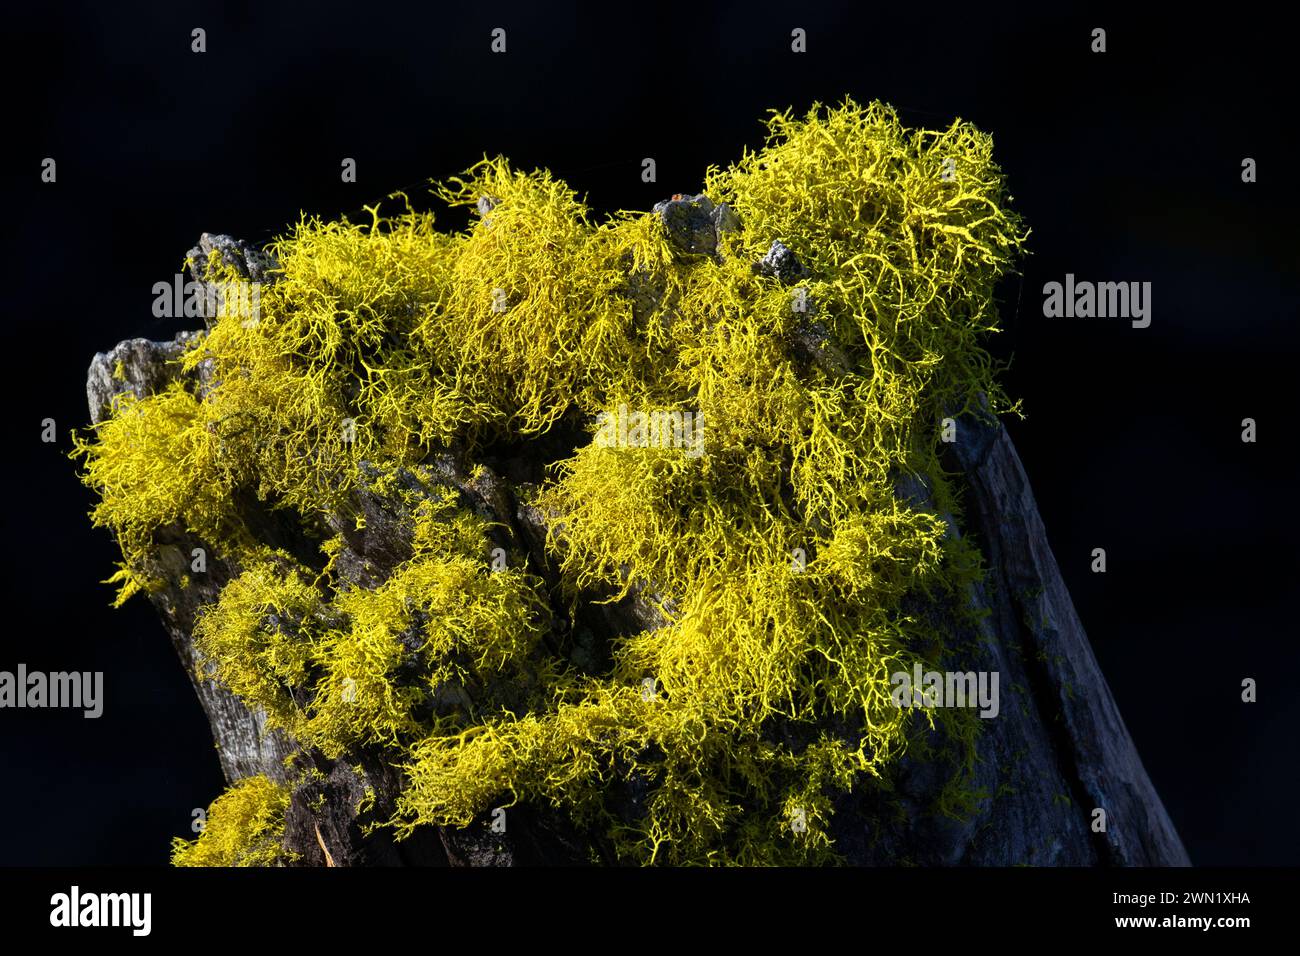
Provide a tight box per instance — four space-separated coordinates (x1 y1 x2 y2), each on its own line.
74 98 1027 865
170 775 292 867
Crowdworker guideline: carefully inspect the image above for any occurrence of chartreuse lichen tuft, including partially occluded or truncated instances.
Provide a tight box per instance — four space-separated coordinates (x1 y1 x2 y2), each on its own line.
171 775 293 866
73 98 1027 865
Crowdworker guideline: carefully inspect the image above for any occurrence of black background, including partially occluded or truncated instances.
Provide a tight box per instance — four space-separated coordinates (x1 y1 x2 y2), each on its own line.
4 1 1296 866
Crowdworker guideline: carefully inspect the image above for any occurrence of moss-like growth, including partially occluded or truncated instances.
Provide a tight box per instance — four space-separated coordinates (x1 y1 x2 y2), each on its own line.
74 99 1027 865
171 775 292 866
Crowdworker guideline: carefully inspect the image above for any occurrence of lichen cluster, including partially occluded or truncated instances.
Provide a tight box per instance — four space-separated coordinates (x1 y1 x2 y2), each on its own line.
170 774 291 867
74 99 1027 865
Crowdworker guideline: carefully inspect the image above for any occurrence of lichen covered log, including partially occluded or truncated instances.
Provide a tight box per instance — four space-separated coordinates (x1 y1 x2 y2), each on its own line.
74 99 1187 866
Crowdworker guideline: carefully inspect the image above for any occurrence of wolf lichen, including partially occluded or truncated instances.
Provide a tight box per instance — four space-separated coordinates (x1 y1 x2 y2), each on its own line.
171 775 292 867
74 99 1027 865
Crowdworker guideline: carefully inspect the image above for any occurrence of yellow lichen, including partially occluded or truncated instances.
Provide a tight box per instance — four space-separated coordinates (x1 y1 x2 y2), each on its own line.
74 98 1027 865
171 775 292 867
